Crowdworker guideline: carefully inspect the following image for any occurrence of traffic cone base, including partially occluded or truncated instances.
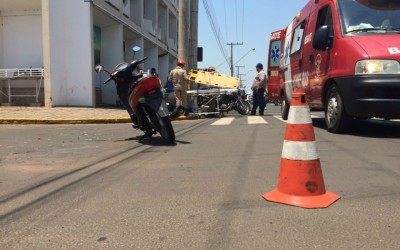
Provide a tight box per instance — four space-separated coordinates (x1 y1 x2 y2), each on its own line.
263 158 340 208
262 189 340 209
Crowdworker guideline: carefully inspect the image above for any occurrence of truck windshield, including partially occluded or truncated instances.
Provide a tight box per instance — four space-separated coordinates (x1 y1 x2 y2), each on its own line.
337 0 400 35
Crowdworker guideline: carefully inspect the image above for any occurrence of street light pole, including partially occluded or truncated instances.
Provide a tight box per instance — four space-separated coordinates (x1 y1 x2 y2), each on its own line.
234 48 255 65
245 69 253 77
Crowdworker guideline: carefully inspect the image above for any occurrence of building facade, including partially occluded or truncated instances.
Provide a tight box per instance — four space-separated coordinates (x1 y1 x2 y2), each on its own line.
0 0 180 107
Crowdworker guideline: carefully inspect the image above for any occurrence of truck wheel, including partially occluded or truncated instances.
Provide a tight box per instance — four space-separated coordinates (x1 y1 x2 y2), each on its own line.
325 85 353 133
281 94 290 120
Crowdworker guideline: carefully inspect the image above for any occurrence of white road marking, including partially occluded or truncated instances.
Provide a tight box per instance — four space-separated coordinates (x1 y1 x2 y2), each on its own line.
273 115 286 123
275 114 400 123
247 116 268 124
211 117 235 126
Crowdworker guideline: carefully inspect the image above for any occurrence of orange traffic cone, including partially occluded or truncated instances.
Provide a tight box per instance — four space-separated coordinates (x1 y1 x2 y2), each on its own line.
263 89 340 208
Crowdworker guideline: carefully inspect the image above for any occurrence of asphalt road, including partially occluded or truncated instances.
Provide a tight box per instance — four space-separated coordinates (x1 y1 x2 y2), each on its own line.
1 107 400 249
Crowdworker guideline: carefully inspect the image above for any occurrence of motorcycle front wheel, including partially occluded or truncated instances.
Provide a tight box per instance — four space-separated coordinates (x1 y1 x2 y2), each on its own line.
158 116 175 143
236 100 251 115
143 105 175 143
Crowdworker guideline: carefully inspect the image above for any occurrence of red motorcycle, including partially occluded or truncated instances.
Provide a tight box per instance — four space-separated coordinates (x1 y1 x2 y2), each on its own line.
95 55 175 144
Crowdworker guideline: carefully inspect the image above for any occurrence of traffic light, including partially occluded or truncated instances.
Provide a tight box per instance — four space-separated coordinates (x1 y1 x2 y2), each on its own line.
197 47 203 62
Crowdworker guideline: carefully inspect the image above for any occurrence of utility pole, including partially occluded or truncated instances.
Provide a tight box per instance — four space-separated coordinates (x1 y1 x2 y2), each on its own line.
235 65 245 78
178 0 188 63
235 66 246 89
227 42 243 76
188 0 199 72
238 73 246 87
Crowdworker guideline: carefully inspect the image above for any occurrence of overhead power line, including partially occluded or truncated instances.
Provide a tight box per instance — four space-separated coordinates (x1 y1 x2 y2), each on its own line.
202 0 230 67
242 0 244 42
235 0 238 41
224 0 228 40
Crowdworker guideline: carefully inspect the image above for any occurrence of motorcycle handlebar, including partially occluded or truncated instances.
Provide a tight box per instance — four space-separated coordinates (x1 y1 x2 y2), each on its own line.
131 57 148 68
102 57 148 84
103 77 112 84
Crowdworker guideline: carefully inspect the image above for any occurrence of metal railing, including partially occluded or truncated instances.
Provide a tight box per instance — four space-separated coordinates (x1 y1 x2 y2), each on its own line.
0 68 44 78
0 68 44 104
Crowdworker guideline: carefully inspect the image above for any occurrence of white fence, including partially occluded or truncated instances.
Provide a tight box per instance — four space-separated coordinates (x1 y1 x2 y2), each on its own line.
0 68 44 78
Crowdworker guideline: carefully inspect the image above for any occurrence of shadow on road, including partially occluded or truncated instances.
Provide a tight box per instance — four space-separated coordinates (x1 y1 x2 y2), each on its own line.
123 136 191 146
312 118 400 138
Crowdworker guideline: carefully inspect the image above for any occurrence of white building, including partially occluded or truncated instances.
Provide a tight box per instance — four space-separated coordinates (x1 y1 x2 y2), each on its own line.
0 0 179 107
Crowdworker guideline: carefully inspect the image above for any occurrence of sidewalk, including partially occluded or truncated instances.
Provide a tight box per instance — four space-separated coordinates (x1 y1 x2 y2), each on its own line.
0 106 131 124
0 106 196 124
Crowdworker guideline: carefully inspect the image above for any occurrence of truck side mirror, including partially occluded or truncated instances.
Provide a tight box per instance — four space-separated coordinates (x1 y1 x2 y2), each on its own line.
313 26 333 51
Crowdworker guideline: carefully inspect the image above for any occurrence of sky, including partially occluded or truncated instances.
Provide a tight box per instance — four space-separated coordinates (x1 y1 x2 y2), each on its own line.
197 0 308 92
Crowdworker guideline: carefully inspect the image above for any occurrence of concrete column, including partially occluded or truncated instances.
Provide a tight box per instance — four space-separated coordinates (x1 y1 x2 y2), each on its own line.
42 0 94 107
0 14 3 68
41 0 52 107
144 46 158 73
100 23 124 105
134 37 145 59
125 37 144 62
178 0 187 62
158 54 169 85
169 55 177 70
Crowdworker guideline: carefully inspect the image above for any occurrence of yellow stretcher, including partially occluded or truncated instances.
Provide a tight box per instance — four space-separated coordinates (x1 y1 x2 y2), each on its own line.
188 70 240 89
186 70 241 116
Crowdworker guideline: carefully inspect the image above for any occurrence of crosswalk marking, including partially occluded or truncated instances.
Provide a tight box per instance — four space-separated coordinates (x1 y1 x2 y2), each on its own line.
273 114 400 123
248 116 268 124
273 115 285 122
211 117 235 126
209 116 400 126
211 116 268 125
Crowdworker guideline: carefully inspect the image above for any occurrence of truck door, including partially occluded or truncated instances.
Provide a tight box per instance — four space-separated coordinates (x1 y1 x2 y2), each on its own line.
307 5 334 108
267 30 284 101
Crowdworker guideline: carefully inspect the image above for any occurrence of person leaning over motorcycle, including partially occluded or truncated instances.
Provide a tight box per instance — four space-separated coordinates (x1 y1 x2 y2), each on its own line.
168 59 189 115
251 63 267 116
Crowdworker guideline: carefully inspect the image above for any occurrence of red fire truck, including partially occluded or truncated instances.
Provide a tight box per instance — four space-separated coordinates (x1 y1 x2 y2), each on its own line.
267 0 400 133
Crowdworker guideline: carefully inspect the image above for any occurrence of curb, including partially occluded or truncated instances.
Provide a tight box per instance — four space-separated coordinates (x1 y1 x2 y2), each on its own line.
175 114 202 120
0 118 132 124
